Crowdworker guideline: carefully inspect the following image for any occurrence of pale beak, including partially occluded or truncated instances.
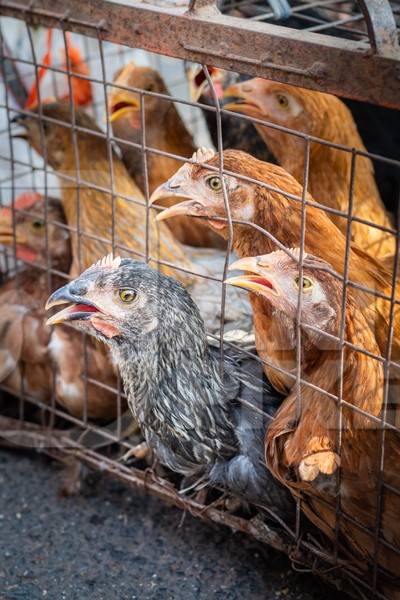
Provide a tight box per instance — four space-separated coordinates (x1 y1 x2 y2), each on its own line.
11 113 29 140
11 131 28 141
158 200 207 222
108 93 140 123
149 179 201 222
149 180 193 207
225 256 279 296
228 256 261 273
149 176 224 224
190 79 208 104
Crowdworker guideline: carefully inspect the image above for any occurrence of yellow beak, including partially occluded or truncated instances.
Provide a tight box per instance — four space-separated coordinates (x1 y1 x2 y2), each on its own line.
108 93 140 123
0 211 20 246
225 256 279 296
223 83 258 114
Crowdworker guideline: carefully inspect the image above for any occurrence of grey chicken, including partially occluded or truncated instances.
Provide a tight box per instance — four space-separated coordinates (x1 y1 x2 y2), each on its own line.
46 254 293 518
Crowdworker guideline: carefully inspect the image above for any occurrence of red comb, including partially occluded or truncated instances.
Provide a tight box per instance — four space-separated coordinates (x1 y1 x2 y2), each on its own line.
0 192 41 222
14 192 42 211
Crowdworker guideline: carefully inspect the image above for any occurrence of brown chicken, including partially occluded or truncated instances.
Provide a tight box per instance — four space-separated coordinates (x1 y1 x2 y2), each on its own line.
150 148 399 414
226 248 383 479
13 102 193 284
0 193 69 401
0 193 121 420
223 80 395 259
227 249 400 592
108 62 222 248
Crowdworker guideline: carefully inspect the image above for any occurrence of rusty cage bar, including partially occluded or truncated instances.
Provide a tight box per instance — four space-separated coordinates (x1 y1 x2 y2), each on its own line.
0 1 399 598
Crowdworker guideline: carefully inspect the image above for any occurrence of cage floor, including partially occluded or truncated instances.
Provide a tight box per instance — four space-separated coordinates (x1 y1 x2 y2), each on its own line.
0 447 343 600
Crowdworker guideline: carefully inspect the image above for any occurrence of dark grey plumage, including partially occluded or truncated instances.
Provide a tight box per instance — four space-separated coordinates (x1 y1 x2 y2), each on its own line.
46 259 293 519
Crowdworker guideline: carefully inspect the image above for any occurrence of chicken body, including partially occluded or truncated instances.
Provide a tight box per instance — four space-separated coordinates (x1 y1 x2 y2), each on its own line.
0 194 121 420
46 256 293 519
0 194 70 401
150 149 400 397
226 249 400 587
109 63 222 248
14 102 193 284
227 249 384 478
224 80 395 259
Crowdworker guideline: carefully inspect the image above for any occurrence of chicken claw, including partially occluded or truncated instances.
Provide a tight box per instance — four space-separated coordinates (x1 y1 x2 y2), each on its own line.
298 450 340 482
121 441 150 462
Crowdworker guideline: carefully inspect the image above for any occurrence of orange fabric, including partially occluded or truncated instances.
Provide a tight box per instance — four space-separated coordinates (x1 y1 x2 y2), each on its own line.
25 29 53 109
25 29 92 109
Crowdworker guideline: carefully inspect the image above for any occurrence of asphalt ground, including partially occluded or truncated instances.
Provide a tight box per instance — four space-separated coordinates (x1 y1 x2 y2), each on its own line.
0 449 349 600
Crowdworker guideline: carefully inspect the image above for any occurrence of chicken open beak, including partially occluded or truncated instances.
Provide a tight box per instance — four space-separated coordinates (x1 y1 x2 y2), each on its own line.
225 256 280 296
149 181 202 222
188 66 208 103
223 83 260 114
10 113 29 140
187 65 223 103
108 93 140 123
45 285 101 326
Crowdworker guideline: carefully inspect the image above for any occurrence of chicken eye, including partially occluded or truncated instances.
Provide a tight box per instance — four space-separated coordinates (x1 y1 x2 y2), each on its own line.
276 93 290 110
119 289 137 303
206 176 222 192
31 220 45 232
294 276 313 290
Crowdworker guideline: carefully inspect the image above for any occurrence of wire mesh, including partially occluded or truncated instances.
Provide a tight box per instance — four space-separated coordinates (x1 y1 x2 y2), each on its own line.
0 2 399 599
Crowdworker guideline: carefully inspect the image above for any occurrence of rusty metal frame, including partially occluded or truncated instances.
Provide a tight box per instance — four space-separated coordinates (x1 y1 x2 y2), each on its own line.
358 0 399 57
0 2 399 599
0 0 399 109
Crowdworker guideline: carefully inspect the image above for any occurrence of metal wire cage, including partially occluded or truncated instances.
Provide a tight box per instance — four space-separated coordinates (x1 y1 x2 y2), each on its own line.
0 1 399 598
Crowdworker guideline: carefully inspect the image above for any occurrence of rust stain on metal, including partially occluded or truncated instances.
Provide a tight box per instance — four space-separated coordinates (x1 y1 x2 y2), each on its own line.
0 0 399 108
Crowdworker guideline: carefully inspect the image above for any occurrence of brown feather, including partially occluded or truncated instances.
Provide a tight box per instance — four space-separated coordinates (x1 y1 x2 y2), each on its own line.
224 80 395 258
20 102 194 284
109 63 224 248
265 274 399 585
0 196 124 420
188 151 399 390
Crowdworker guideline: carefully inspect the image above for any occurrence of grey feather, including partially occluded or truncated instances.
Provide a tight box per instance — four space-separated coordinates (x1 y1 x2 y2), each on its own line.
56 259 294 521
